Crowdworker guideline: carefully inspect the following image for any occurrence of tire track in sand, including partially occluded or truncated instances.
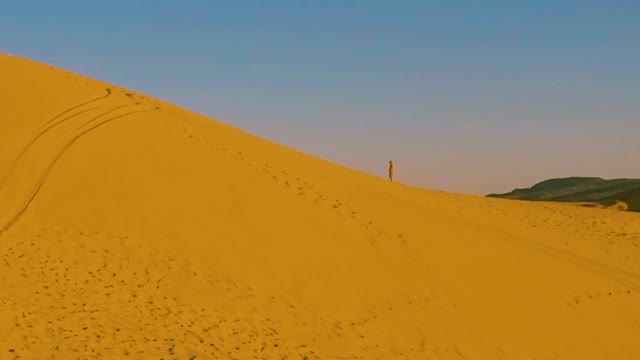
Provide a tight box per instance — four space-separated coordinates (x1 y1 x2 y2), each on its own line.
0 89 114 191
0 96 155 235
42 88 111 127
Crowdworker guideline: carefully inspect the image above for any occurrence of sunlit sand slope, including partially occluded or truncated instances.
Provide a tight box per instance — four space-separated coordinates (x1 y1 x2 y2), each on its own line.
1 55 640 359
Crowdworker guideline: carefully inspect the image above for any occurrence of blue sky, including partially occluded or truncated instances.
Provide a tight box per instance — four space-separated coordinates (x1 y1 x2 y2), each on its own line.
2 1 638 193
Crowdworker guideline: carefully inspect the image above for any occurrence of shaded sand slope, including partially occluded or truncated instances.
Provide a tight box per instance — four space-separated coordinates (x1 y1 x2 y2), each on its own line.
1 55 640 359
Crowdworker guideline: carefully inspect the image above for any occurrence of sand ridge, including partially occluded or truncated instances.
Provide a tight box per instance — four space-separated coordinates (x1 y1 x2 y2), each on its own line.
1 54 640 359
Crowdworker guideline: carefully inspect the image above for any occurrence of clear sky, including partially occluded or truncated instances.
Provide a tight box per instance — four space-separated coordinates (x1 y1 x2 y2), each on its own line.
2 1 638 194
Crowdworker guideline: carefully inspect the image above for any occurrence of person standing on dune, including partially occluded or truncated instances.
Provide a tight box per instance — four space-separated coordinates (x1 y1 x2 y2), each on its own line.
388 160 394 182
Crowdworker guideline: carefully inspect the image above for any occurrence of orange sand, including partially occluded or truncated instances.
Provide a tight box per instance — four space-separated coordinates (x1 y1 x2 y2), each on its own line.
1 55 639 359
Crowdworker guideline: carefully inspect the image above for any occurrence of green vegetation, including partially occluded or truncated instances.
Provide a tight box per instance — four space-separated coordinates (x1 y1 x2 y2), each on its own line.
487 177 640 212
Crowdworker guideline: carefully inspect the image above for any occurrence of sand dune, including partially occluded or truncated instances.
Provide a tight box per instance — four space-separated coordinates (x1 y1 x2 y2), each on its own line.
1 55 639 359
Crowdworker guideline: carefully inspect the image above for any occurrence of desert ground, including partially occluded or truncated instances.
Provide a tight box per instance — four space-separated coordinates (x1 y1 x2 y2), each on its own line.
1 55 639 359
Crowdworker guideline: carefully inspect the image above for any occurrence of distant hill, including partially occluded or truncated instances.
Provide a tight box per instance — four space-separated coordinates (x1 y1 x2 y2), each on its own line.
487 177 640 212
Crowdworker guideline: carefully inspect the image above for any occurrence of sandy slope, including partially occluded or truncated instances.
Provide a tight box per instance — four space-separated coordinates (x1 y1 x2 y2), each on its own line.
1 55 639 360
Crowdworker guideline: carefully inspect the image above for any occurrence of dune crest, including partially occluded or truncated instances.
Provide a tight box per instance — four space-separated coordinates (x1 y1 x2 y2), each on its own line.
1 55 640 359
